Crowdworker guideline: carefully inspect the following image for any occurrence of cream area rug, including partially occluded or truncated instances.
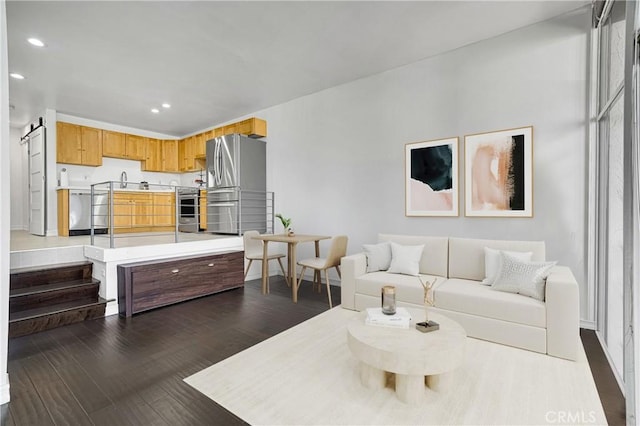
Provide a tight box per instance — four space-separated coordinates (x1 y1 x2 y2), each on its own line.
184 307 607 425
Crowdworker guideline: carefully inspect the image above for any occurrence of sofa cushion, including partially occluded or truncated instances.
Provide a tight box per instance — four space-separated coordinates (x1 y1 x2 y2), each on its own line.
492 252 557 301
378 234 448 277
482 247 533 285
387 242 423 276
449 237 546 281
363 241 392 272
433 278 546 328
355 272 445 305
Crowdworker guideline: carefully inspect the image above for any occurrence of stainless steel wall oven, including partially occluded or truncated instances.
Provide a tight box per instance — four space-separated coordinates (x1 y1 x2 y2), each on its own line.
177 188 199 233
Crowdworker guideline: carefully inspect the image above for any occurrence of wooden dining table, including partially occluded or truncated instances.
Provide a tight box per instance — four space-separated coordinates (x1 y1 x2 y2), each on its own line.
252 233 330 302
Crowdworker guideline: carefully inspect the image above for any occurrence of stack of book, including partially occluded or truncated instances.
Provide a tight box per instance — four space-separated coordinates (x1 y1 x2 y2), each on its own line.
365 307 412 329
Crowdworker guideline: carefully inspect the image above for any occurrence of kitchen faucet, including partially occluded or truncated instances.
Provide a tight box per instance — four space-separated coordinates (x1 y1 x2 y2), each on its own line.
120 171 127 189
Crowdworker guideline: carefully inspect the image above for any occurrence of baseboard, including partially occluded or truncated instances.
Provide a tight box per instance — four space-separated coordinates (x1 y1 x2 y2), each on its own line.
580 319 596 330
595 330 626 397
245 270 282 282
0 373 10 405
105 301 119 317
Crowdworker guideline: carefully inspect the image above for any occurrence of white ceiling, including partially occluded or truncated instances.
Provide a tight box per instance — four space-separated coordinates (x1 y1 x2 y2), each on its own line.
7 1 587 137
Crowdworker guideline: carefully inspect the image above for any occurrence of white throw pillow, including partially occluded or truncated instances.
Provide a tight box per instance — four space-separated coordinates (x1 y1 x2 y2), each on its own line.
491 251 556 301
387 242 424 276
362 242 392 273
482 247 533 285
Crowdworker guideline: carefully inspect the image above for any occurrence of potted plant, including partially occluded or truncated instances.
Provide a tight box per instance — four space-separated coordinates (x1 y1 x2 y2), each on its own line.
275 213 294 236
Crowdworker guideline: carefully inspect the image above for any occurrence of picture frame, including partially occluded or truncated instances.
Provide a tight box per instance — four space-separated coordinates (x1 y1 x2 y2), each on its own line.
464 126 533 217
405 137 459 217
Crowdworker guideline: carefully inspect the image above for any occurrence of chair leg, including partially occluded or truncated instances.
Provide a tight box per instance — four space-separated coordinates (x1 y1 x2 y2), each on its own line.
324 269 333 308
276 257 288 285
244 259 253 280
335 265 341 279
297 266 307 297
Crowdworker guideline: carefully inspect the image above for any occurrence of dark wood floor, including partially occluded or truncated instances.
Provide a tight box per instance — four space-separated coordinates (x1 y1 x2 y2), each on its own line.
0 277 626 426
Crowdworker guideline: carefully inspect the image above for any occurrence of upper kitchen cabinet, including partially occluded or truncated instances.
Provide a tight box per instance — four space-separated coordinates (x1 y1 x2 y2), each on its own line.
102 131 146 161
179 136 197 172
162 140 179 172
237 118 267 138
194 133 206 159
142 138 163 172
125 134 147 160
102 130 127 158
56 122 103 166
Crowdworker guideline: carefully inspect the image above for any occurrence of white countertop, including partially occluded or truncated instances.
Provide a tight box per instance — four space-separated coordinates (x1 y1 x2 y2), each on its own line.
56 186 177 193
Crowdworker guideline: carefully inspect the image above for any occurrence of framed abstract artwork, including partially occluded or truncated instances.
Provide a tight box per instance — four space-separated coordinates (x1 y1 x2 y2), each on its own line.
464 126 533 217
405 137 459 217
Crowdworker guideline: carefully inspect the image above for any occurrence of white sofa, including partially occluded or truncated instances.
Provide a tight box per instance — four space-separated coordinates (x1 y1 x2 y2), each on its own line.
340 234 580 360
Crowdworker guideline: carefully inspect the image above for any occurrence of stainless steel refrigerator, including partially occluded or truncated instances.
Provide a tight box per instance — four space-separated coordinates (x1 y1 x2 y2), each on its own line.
206 133 267 234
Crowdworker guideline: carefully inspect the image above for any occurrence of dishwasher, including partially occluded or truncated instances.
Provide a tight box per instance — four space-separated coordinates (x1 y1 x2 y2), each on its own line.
69 190 109 236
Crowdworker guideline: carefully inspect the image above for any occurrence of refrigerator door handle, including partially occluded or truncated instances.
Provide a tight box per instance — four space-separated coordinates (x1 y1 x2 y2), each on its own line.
214 139 222 186
212 140 218 186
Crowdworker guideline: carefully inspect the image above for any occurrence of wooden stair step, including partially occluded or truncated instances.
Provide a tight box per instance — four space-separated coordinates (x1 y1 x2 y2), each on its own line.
10 261 93 290
9 298 110 338
9 297 108 323
10 278 100 297
9 279 101 313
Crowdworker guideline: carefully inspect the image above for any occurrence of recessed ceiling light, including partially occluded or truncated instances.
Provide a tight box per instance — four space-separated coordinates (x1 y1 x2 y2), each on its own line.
10 73 25 80
162 103 171 109
151 108 160 113
27 38 45 47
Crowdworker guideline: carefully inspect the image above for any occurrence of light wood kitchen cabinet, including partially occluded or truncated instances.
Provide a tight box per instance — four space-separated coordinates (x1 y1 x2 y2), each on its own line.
112 192 133 231
214 127 224 137
194 133 206 159
102 130 127 158
179 137 197 172
162 140 179 172
130 193 152 229
57 189 70 237
153 193 176 229
112 191 153 233
80 126 103 166
125 134 147 160
199 190 207 230
102 131 147 161
143 138 163 171
56 122 103 166
236 118 267 138
222 123 237 135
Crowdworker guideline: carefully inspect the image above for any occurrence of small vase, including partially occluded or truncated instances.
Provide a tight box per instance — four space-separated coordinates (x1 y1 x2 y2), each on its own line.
287 227 295 237
381 286 396 315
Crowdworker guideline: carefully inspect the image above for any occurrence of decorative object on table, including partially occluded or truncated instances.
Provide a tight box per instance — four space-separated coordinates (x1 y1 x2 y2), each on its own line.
464 126 533 217
275 213 294 236
405 137 459 217
365 307 411 329
380 285 396 315
417 276 439 333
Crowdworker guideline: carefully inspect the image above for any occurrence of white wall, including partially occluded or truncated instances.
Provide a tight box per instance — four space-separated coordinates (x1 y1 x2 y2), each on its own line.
0 0 12 404
254 9 592 320
9 126 27 230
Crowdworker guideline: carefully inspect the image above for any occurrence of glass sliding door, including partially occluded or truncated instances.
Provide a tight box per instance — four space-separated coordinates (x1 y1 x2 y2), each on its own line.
593 0 637 422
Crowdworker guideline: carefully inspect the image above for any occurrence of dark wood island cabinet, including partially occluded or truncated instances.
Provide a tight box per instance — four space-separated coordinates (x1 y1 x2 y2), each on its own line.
117 250 244 317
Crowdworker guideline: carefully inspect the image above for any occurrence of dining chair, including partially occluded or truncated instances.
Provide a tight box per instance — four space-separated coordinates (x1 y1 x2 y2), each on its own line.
243 231 287 287
296 235 348 308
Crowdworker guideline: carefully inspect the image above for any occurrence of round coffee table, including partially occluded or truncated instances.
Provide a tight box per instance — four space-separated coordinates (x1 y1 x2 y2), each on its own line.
347 308 466 404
